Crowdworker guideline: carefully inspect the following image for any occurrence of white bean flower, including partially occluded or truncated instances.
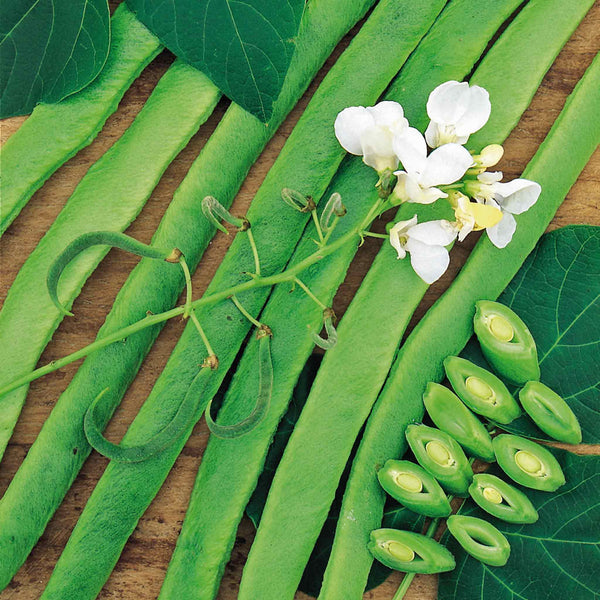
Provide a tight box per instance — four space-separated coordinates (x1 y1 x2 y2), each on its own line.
425 81 491 148
334 101 408 172
484 179 542 248
389 216 457 284
391 127 473 205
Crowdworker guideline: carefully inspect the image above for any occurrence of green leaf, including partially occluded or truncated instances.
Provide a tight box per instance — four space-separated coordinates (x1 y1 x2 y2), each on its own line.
0 0 110 118
463 225 600 443
125 0 305 122
439 449 600 599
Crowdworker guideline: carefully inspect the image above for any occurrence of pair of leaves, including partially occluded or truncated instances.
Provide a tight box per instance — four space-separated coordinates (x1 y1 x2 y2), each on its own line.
126 0 306 122
439 449 600 599
463 225 600 443
0 0 110 118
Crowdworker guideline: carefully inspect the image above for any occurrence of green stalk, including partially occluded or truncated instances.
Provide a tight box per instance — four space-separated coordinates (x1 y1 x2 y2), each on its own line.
0 60 221 460
158 1 525 598
0 0 379 587
0 5 162 235
322 21 600 600
37 2 450 596
236 2 596 599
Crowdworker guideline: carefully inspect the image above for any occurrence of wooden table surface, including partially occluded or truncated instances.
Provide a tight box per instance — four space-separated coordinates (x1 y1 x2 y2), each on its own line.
1 3 599 599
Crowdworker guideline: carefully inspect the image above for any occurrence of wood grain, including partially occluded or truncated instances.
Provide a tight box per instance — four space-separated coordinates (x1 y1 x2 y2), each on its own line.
0 3 599 599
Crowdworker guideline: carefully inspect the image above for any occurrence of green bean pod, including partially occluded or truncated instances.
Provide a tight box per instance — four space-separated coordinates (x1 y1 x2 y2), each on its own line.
423 382 495 461
84 367 213 462
446 515 510 567
405 424 473 495
368 529 455 574
493 434 565 491
377 459 451 517
205 328 273 438
311 309 338 350
519 381 582 444
444 356 521 424
47 231 181 315
469 473 538 524
474 300 540 384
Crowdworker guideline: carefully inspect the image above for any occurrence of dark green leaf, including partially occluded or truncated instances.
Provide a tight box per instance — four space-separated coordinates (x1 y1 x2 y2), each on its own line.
0 0 110 118
125 0 305 122
439 449 600 599
463 226 600 443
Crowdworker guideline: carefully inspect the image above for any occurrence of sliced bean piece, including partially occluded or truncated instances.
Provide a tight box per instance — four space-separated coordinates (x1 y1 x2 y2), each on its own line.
0 0 377 586
320 6 599 596
446 515 510 567
405 425 473 495
469 473 538 523
519 380 582 444
423 382 495 461
369 529 455 573
493 434 565 491
0 5 162 235
474 300 540 384
444 356 521 424
378 459 452 518
160 1 523 597
0 60 221 460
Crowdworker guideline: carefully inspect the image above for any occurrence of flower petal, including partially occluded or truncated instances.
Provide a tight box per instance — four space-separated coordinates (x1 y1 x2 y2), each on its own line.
405 176 447 204
392 127 427 175
334 106 374 155
478 171 503 184
487 212 517 248
454 85 491 136
420 143 473 187
389 215 418 259
360 127 397 171
427 81 470 125
367 101 407 132
408 219 457 246
405 238 451 284
494 179 541 214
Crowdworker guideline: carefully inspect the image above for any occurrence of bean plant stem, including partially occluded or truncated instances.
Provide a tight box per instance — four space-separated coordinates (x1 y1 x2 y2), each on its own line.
230 295 263 328
0 224 366 398
246 229 262 276
189 311 215 357
294 277 328 310
179 257 194 319
312 209 326 244
361 231 389 239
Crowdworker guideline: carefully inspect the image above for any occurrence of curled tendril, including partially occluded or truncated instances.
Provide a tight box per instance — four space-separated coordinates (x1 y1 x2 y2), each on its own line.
281 187 315 212
201 196 248 234
47 231 181 316
311 308 338 350
319 192 346 233
205 325 273 439
84 365 214 463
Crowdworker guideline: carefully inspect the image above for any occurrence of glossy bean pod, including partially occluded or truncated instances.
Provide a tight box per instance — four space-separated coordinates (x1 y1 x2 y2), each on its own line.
469 473 538 524
444 356 521 424
377 459 451 518
368 529 455 574
493 434 565 491
519 381 582 444
474 300 540 384
405 424 473 495
447 515 510 567
423 382 495 461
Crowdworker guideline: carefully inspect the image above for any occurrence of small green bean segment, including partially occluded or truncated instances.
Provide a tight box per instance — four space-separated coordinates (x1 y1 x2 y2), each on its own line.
369 529 456 574
378 459 452 518
447 515 510 567
474 300 540 384
405 424 473 495
519 381 582 444
423 382 495 461
493 434 565 491
444 356 521 424
47 231 181 315
469 473 538 524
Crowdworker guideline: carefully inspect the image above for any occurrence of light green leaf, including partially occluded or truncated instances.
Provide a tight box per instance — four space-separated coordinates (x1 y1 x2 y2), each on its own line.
0 0 110 118
439 449 600 599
